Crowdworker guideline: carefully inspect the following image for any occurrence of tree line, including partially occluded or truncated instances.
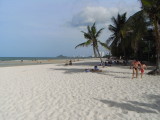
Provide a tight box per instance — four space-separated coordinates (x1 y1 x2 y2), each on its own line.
75 0 160 75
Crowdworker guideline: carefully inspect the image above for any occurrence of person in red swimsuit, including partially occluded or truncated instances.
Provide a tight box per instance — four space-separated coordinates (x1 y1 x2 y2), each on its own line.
131 60 141 79
140 62 147 78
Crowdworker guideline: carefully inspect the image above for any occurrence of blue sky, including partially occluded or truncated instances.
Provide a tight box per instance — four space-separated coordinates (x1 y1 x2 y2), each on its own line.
0 0 141 57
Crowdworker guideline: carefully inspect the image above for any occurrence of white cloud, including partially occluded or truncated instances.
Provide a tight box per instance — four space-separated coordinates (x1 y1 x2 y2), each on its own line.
70 6 118 27
70 4 140 27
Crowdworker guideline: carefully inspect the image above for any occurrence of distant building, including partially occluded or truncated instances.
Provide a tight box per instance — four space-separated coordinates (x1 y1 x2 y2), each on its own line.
100 51 105 57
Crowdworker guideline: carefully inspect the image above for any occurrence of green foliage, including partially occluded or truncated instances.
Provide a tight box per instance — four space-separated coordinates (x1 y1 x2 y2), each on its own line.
75 0 160 68
107 13 128 59
140 0 160 70
75 22 109 63
125 10 147 56
107 9 157 62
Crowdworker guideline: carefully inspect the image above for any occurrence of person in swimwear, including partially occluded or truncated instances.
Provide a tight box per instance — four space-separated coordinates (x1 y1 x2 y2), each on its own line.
140 62 147 78
131 60 141 79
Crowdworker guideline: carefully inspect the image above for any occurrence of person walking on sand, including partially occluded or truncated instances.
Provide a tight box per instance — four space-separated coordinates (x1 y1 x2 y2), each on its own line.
140 62 147 78
131 60 141 79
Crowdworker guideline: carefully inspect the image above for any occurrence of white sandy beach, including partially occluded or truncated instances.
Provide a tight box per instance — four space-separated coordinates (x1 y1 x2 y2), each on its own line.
0 59 160 120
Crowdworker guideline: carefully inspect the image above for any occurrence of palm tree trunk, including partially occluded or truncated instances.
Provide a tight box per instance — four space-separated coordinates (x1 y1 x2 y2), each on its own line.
123 47 126 60
93 46 97 57
154 20 160 70
134 43 138 59
95 46 103 65
121 36 126 60
148 18 160 75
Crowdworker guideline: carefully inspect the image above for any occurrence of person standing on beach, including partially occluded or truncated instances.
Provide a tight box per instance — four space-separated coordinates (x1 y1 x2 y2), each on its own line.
140 62 147 78
131 60 141 79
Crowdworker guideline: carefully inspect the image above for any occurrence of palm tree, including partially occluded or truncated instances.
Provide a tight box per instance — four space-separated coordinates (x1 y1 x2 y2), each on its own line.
140 0 160 74
107 13 127 59
125 11 147 58
75 22 108 64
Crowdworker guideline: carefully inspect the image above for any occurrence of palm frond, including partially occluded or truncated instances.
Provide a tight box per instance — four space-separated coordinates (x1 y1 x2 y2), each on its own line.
140 0 153 8
91 22 96 36
108 25 116 33
81 31 92 39
111 17 118 27
75 42 87 49
96 28 104 38
84 33 92 39
75 42 85 49
121 13 127 22
81 31 87 34
110 38 119 47
85 39 92 46
106 36 115 45
75 40 92 49
98 41 110 50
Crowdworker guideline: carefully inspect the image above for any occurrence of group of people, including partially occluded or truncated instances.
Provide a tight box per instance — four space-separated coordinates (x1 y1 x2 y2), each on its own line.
131 60 147 79
65 58 147 78
85 59 147 78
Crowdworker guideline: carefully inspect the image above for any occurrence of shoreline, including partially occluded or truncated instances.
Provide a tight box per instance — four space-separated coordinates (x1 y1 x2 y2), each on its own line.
0 58 83 67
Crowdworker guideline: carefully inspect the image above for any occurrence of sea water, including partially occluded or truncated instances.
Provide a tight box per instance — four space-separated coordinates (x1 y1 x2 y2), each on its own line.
0 57 56 67
0 57 56 61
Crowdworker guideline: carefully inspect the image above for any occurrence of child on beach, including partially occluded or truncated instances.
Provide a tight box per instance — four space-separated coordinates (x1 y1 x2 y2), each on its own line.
140 62 147 78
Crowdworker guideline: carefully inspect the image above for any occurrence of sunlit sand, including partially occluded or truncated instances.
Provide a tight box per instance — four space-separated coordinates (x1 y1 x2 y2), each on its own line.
0 59 159 120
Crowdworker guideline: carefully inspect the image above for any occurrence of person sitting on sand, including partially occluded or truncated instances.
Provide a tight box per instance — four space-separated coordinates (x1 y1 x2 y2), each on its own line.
94 66 99 70
131 60 141 79
69 60 72 65
65 60 72 66
105 61 111 66
140 62 147 78
85 66 102 72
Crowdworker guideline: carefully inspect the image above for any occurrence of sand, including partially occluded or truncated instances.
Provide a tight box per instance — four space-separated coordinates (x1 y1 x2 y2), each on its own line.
0 58 83 67
0 59 159 120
